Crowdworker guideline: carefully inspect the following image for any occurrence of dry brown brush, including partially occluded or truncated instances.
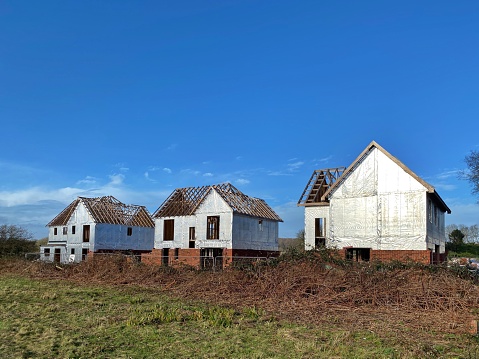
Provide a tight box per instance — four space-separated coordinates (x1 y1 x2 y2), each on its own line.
2 253 479 337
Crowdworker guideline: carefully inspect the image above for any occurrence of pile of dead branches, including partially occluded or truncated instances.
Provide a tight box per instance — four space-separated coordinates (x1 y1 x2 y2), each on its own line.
3 254 479 335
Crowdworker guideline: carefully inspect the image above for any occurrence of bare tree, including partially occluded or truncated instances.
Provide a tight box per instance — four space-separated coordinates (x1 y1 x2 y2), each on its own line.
464 150 479 201
469 224 479 243
446 224 479 243
0 224 33 241
0 224 35 256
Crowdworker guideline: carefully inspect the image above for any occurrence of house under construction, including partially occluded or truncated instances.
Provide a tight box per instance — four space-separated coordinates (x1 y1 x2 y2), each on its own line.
298 141 451 264
142 183 283 268
41 196 154 263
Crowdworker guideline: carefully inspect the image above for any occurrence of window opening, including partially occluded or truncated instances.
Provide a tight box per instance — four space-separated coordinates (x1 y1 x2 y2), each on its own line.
427 200 432 223
83 225 90 243
315 218 326 248
189 227 196 248
200 248 223 269
127 227 133 236
207 216 220 239
54 248 61 262
163 219 174 241
63 227 68 235
72 226 76 235
346 248 370 262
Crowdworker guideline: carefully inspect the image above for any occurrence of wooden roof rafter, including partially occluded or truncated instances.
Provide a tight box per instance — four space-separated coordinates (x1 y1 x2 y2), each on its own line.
297 167 346 206
153 183 283 221
154 186 212 218
46 198 80 226
47 196 154 228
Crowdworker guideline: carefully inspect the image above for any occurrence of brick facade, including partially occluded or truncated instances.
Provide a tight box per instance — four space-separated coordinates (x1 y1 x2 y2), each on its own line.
338 248 447 265
141 248 279 269
370 249 432 264
141 249 203 267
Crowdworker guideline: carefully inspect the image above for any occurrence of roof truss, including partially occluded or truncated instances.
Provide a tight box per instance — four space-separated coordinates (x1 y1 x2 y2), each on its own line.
297 167 346 206
47 196 154 227
154 183 282 221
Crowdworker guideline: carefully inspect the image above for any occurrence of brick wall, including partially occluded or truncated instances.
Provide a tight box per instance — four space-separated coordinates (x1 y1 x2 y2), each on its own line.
140 248 279 268
175 248 202 267
370 249 432 264
141 248 203 268
141 249 163 265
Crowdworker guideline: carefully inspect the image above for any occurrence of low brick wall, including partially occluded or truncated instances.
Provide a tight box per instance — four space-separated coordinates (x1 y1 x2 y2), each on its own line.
141 249 163 265
175 248 202 267
141 248 279 268
370 249 432 264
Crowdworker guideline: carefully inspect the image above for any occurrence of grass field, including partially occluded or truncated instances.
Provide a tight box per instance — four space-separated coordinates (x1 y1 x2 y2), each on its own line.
1 256 479 358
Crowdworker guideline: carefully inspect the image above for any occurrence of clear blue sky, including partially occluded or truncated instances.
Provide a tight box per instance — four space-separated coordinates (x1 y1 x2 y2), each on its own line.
1 0 478 239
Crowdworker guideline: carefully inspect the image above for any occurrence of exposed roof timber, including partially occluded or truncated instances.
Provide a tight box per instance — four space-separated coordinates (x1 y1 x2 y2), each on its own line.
297 167 346 206
47 196 155 227
153 183 283 222
46 199 80 228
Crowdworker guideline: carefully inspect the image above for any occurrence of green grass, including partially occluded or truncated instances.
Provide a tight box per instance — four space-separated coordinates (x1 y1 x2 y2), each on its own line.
0 274 478 359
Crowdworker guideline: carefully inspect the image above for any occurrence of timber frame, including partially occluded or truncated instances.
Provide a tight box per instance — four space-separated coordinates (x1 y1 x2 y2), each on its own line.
47 196 154 228
297 167 346 206
153 183 283 221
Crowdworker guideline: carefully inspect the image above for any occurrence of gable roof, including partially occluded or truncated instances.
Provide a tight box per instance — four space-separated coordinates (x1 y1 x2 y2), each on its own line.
47 196 155 227
300 141 451 214
153 183 283 221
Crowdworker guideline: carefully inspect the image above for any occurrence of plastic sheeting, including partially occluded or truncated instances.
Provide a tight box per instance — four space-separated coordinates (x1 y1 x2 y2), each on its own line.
325 148 433 250
303 145 448 252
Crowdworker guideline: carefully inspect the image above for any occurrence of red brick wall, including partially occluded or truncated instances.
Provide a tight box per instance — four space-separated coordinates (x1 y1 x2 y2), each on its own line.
140 248 279 268
175 248 201 267
230 249 280 258
370 249 432 264
141 249 163 265
141 248 203 268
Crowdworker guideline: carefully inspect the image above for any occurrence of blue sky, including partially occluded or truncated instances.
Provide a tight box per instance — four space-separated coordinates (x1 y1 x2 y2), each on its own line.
1 0 478 239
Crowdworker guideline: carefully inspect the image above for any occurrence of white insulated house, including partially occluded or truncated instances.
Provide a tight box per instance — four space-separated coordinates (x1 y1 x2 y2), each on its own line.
297 141 451 264
41 196 155 263
143 183 283 268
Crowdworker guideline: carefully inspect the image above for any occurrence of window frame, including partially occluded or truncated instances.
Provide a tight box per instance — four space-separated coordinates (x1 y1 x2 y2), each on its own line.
163 219 174 241
189 227 196 248
206 216 220 240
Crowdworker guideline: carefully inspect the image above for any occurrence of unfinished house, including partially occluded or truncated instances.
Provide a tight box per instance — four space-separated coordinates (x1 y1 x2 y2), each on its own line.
143 183 283 268
41 196 155 263
298 141 451 264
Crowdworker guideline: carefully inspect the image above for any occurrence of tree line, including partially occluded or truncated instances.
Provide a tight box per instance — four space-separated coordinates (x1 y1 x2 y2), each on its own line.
446 224 479 243
0 224 39 256
446 224 479 257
